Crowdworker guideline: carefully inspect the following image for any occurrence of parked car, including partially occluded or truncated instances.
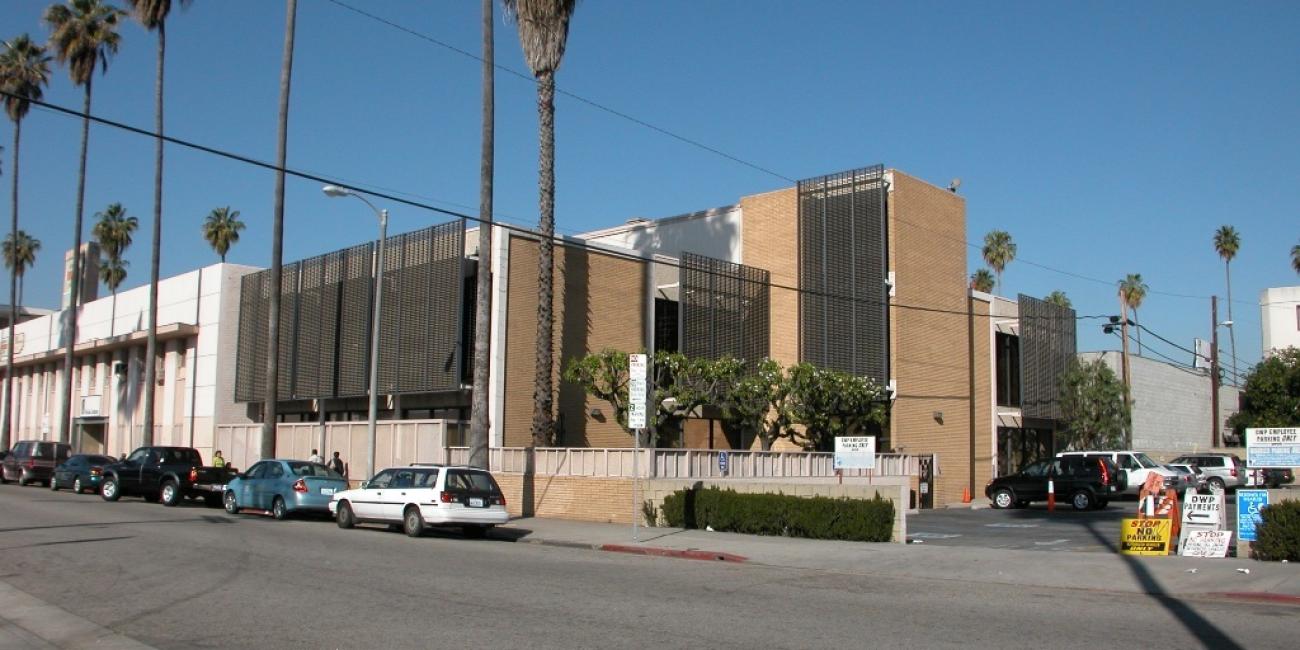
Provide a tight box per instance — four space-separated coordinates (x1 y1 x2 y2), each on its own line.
50 454 117 494
1165 463 1206 491
1167 453 1246 492
1 440 72 486
223 459 349 519
1259 468 1295 489
101 446 239 507
1056 450 1175 495
330 465 508 537
986 455 1124 511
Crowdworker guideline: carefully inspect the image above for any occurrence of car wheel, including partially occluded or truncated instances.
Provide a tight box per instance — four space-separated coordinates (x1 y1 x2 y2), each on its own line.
272 497 288 520
160 481 180 507
50 476 59 491
1094 498 1109 510
462 525 487 539
991 488 1015 509
1208 477 1226 492
1071 490 1094 511
403 506 425 537
101 478 121 502
17 472 27 487
73 477 85 494
336 501 355 529
224 491 240 514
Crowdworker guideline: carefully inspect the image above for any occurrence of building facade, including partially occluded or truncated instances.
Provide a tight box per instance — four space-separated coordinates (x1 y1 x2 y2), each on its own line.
1260 286 1300 356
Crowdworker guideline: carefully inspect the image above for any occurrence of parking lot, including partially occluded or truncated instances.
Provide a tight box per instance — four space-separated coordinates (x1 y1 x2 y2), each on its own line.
908 495 1245 553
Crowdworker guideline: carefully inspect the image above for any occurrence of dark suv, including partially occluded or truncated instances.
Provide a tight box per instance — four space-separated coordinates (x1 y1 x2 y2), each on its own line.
1 440 73 486
986 456 1125 511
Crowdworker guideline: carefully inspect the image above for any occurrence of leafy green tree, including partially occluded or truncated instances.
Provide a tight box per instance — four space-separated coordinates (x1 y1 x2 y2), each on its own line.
45 0 125 442
970 268 994 294
1291 242 1299 275
981 230 1016 294
1227 348 1300 439
1044 290 1072 309
504 0 579 447
781 363 889 452
1119 273 1147 355
201 206 245 262
1213 225 1240 385
1058 358 1130 450
2 230 40 306
0 33 51 451
719 359 790 451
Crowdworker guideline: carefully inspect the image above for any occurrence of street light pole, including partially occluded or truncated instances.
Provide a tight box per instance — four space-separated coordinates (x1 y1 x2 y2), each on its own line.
323 186 387 480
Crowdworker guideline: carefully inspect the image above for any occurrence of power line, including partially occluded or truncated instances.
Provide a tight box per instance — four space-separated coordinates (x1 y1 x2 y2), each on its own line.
11 90 1107 325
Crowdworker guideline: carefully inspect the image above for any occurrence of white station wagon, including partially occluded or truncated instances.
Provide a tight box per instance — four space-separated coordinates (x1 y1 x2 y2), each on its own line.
329 465 509 538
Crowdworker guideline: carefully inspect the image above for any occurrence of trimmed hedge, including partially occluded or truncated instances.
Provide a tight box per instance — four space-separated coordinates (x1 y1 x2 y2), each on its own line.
659 486 894 542
1252 500 1300 562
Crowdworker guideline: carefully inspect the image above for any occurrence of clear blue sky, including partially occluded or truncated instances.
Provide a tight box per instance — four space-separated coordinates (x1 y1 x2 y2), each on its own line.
2 0 1298 376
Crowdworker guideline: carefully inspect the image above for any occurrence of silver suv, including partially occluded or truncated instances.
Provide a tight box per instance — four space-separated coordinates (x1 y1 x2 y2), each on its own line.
1167 453 1246 491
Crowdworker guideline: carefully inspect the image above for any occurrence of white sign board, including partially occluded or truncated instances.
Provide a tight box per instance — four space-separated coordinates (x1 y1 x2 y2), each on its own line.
1246 427 1300 468
833 436 876 470
627 354 648 430
1181 491 1223 528
1181 530 1232 558
81 395 102 417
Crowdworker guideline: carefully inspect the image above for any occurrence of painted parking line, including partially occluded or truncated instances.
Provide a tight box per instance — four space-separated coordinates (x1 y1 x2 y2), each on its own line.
907 532 963 539
984 523 1039 528
1033 539 1070 546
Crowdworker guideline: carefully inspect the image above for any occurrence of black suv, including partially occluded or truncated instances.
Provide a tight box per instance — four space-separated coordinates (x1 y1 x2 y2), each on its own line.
986 456 1125 511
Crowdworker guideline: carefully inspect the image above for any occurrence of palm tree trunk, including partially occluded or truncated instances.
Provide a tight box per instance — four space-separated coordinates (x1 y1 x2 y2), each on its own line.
1225 261 1237 386
263 0 298 460
468 0 494 469
3 119 20 452
1134 306 1142 356
142 20 167 446
59 78 94 445
531 70 556 448
109 291 117 338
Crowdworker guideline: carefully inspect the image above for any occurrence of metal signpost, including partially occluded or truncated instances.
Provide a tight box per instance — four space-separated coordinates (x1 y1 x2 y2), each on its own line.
628 354 648 542
1246 427 1300 469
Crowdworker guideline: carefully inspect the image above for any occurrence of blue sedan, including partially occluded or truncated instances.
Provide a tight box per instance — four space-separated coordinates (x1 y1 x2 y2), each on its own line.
223 459 349 520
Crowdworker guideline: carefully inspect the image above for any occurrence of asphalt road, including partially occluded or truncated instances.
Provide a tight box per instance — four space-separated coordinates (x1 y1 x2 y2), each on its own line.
0 484 1294 649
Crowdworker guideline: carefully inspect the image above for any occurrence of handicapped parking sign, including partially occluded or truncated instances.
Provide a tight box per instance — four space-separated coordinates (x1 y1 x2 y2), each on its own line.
718 451 729 475
1237 490 1269 543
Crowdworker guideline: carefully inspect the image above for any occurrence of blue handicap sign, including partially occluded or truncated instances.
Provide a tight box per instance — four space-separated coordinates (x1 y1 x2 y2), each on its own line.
718 451 729 474
1237 490 1270 543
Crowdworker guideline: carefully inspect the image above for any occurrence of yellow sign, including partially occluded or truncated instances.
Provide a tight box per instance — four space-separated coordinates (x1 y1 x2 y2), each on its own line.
1121 518 1173 556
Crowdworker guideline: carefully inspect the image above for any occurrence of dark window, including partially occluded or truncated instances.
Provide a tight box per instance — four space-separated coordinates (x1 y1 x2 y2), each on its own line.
368 470 395 489
1022 461 1048 477
1018 294 1077 421
654 298 679 354
995 332 1020 408
287 462 343 479
445 470 501 494
245 462 269 479
267 463 285 479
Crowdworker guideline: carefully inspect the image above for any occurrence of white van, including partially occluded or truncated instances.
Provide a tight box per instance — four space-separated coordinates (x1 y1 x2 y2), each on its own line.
1056 451 1177 495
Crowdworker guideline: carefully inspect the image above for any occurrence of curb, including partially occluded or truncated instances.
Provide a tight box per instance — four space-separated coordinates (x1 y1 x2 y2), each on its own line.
599 543 748 563
1204 592 1300 606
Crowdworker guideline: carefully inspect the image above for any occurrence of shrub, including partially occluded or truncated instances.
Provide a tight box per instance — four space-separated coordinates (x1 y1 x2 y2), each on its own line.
658 486 893 542
1252 500 1300 562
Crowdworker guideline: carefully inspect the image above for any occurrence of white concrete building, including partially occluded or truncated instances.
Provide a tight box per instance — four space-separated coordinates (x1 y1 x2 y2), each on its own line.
1260 286 1300 356
0 263 258 458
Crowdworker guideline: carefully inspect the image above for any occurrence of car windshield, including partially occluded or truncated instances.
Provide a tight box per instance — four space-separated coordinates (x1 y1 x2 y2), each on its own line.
287 461 343 479
87 455 115 465
1134 453 1160 468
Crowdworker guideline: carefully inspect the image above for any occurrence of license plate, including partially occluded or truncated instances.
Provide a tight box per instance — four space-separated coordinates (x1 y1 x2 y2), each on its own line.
209 484 225 492
468 497 485 508
320 488 335 496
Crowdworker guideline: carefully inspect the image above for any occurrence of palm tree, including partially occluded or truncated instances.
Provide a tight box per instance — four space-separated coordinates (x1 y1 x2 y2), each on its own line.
981 230 1016 294
468 0 495 469
1213 225 1240 385
1291 242 1299 274
126 0 190 447
201 206 245 262
0 33 51 451
1119 273 1148 355
93 202 137 336
969 269 994 293
504 0 579 447
2 231 41 306
1044 290 1072 309
263 0 299 461
45 0 125 443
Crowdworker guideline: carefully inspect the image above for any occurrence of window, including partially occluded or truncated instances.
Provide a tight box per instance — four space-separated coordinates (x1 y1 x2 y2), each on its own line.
287 461 343 479
414 470 439 488
245 462 269 479
126 448 150 464
368 470 394 489
1021 461 1048 477
267 463 285 479
995 332 1021 408
445 470 500 494
390 470 416 489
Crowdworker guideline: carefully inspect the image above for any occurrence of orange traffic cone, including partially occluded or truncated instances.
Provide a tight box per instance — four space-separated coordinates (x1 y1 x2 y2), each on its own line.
962 486 972 503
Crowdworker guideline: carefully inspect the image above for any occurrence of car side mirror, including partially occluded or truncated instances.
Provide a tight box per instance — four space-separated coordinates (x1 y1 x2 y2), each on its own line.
359 480 370 489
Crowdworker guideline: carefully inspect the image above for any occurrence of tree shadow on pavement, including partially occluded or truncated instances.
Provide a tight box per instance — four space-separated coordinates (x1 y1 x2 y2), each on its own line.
1079 518 1244 650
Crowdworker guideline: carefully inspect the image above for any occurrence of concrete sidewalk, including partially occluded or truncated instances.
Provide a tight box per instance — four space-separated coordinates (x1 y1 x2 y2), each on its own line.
498 517 1300 602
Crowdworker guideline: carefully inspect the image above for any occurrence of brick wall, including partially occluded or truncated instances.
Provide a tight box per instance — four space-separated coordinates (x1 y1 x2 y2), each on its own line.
503 235 648 448
973 297 995 492
739 188 799 368
887 171 972 506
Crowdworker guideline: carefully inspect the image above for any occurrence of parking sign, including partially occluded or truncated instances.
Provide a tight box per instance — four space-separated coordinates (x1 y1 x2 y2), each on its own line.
1236 490 1269 543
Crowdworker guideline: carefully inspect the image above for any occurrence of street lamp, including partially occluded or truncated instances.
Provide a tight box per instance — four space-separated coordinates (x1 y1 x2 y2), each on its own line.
323 185 388 480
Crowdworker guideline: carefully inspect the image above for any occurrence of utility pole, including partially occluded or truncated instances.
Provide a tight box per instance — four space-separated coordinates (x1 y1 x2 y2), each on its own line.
1210 296 1220 448
1118 291 1133 449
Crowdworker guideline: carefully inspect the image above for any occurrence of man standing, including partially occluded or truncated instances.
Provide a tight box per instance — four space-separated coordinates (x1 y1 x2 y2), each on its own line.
308 449 324 464
328 451 345 477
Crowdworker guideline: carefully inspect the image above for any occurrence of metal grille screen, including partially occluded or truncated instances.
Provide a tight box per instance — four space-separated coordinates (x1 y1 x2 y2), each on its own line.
680 252 770 364
232 221 464 402
797 165 889 381
1018 294 1077 421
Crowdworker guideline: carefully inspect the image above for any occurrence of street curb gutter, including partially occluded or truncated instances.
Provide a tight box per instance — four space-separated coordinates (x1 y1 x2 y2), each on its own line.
1205 592 1300 606
599 544 748 563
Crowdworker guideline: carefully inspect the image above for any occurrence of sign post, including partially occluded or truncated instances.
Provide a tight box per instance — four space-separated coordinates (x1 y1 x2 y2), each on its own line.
628 354 648 542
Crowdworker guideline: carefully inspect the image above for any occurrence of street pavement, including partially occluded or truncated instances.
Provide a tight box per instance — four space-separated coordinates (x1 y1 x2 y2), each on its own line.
1 484 1297 649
